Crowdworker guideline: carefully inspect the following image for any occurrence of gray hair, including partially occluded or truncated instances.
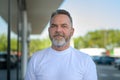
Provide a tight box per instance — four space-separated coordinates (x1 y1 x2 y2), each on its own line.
50 9 73 26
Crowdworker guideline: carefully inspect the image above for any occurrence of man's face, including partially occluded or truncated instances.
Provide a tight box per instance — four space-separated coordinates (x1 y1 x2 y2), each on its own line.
49 14 74 47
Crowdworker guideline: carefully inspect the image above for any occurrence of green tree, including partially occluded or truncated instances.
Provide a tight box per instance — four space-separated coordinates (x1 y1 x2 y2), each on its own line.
29 38 51 56
0 34 7 51
11 38 17 51
74 29 120 49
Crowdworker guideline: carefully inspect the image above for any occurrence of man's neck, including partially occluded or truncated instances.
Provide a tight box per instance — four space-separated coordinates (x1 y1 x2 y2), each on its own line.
52 44 70 51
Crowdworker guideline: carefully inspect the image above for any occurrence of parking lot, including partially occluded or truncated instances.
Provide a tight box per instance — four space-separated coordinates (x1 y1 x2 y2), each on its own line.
97 64 120 80
0 64 120 80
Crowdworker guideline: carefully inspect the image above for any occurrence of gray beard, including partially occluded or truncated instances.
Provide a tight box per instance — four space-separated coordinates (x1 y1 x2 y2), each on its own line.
52 38 66 47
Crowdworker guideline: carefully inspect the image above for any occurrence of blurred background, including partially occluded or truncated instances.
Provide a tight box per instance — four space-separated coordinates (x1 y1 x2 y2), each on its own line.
0 0 120 80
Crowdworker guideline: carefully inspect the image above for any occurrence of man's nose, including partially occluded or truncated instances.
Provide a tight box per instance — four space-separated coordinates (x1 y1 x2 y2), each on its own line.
56 26 62 32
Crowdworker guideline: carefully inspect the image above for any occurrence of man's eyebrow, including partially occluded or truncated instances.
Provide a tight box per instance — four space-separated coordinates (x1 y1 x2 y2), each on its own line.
51 23 56 25
51 23 68 26
62 23 67 25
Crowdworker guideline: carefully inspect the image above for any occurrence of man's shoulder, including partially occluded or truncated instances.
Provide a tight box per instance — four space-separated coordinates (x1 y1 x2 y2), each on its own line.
34 48 49 54
30 47 50 60
72 48 89 56
71 47 92 60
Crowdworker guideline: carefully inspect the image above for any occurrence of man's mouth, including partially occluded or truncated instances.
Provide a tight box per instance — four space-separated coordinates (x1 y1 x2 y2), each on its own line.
54 35 63 39
53 32 64 39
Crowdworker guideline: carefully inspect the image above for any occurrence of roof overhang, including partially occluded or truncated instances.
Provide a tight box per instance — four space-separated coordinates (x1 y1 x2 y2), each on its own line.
0 0 63 34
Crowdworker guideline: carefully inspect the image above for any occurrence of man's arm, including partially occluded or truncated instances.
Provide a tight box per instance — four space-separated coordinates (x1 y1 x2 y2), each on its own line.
25 58 36 80
83 56 98 80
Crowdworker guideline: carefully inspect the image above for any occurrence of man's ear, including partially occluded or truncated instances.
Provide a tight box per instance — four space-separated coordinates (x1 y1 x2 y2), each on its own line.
48 27 50 32
70 27 74 36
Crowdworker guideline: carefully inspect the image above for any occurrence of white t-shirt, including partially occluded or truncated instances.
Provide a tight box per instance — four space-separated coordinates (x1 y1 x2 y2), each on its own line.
25 47 97 80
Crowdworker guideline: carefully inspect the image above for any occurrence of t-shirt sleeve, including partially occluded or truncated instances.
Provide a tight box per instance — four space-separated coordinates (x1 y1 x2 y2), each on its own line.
83 56 98 80
25 56 36 80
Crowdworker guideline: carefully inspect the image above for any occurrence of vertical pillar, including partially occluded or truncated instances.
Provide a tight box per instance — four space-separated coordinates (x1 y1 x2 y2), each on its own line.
7 0 11 80
21 11 28 80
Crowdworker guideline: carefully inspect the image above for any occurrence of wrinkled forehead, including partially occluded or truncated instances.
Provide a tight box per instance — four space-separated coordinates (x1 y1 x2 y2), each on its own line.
50 14 72 26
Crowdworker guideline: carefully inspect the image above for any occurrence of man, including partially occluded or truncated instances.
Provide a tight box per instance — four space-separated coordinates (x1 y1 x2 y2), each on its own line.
25 9 98 80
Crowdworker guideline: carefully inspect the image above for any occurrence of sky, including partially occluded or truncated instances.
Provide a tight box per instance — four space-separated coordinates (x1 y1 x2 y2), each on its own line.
0 16 7 34
0 0 120 39
38 0 120 39
0 16 17 38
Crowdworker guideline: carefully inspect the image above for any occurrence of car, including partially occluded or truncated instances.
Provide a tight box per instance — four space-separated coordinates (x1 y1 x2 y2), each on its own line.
100 56 115 65
92 56 102 64
113 58 120 70
0 52 17 69
92 56 115 65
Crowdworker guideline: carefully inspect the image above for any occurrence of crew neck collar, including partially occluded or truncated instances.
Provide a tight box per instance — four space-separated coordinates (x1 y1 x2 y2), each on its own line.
49 46 72 55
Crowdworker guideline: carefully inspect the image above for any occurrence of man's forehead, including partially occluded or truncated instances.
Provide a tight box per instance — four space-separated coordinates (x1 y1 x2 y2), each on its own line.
51 15 71 22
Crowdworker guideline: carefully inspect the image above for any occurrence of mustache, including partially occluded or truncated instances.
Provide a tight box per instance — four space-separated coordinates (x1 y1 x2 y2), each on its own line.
53 32 64 37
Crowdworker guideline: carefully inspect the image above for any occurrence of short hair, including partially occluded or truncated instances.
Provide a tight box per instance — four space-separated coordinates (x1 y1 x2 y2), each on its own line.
50 9 73 26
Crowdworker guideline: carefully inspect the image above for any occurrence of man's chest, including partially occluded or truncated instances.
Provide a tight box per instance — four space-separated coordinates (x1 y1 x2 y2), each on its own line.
35 58 84 80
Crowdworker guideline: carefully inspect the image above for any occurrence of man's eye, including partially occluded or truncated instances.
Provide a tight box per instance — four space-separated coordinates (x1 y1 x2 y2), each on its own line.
51 25 56 28
62 25 68 28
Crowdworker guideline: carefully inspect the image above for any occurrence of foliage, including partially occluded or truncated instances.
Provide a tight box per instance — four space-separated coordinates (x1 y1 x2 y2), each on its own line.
74 29 120 49
11 38 18 51
0 34 7 51
29 38 51 56
0 34 19 51
0 29 120 55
